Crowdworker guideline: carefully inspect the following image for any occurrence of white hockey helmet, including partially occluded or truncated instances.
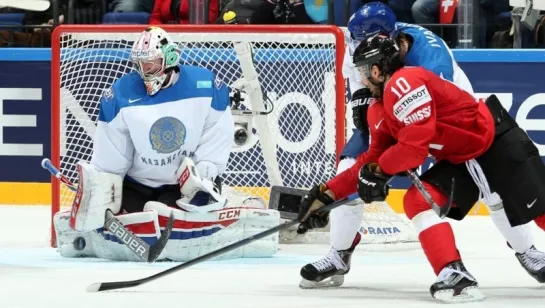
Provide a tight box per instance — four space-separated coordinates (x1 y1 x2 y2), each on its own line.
131 26 181 96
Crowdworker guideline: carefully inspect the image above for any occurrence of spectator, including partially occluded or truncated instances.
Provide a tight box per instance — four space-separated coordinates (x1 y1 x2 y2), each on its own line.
216 0 275 24
411 0 458 47
411 0 437 25
480 0 512 46
217 0 313 24
149 0 219 24
109 0 154 13
386 0 416 23
0 4 67 47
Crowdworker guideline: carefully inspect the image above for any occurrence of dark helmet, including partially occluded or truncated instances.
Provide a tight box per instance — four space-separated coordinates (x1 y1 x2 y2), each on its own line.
352 34 403 79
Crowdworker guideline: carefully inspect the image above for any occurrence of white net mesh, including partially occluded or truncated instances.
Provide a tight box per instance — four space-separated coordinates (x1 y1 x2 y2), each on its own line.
52 26 417 247
56 30 340 209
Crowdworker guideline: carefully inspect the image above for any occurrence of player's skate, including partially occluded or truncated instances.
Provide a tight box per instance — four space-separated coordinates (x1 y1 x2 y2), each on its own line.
515 245 545 283
299 247 354 288
430 261 485 303
299 233 360 289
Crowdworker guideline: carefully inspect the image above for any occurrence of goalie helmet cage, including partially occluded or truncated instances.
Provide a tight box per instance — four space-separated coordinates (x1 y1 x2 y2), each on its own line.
51 24 417 249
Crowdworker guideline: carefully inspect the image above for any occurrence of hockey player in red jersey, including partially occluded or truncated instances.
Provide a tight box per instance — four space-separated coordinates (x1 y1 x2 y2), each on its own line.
297 35 545 303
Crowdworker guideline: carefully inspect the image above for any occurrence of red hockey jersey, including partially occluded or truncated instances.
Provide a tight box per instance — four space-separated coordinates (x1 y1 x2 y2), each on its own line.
327 66 495 200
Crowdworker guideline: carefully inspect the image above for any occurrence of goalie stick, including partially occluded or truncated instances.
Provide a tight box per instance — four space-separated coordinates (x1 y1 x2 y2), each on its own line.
86 192 361 292
42 158 174 263
406 170 454 219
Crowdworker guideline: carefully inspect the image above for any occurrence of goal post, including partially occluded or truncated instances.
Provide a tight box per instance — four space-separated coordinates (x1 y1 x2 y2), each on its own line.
50 24 346 247
50 24 417 249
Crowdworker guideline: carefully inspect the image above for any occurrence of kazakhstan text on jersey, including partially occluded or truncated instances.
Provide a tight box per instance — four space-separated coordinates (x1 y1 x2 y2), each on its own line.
396 22 455 82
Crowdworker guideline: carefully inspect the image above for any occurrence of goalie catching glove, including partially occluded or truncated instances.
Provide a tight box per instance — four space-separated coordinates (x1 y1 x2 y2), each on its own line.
297 184 335 234
357 163 391 203
176 157 227 213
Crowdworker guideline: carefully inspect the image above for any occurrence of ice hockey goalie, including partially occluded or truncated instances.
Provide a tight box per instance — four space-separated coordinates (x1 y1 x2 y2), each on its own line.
52 26 279 262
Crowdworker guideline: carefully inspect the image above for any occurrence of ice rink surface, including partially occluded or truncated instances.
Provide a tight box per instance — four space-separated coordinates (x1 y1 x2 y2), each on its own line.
2 206 545 308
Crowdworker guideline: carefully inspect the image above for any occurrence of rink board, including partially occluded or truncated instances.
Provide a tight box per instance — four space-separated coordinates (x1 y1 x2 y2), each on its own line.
1 48 545 216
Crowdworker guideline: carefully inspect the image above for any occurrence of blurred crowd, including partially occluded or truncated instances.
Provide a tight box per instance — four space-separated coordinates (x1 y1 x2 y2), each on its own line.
0 0 542 48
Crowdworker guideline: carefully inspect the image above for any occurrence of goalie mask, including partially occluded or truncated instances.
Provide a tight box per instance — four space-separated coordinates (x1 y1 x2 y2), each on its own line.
131 26 181 96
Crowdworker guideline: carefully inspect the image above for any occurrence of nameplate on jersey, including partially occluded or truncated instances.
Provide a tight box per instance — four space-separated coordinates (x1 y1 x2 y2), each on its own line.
393 85 432 121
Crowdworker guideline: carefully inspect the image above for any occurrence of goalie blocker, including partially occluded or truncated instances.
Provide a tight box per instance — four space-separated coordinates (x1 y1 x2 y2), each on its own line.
420 95 545 225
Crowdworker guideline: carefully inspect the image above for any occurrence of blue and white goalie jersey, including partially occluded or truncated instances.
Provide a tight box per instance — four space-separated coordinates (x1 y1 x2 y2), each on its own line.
90 65 233 187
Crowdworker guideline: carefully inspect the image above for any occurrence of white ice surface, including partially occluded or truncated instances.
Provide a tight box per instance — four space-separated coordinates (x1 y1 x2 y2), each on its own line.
2 205 545 308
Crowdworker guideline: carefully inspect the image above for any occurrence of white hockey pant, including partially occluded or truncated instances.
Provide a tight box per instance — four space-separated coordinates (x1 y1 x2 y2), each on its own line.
329 158 364 251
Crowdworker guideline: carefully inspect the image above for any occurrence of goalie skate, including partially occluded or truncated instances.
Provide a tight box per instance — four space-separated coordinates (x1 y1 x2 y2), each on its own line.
515 245 545 283
430 261 485 303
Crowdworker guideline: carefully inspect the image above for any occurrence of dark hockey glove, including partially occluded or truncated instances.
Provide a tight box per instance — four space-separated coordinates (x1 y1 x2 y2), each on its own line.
357 163 391 203
297 184 335 234
351 88 374 136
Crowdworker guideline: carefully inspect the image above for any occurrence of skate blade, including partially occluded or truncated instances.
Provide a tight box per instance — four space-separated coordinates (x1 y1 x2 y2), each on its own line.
299 275 344 289
433 286 485 303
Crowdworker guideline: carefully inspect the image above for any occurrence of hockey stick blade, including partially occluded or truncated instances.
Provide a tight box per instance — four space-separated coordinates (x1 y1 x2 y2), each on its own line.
406 170 455 219
103 209 173 262
104 209 151 262
147 211 174 262
43 158 173 262
86 193 360 292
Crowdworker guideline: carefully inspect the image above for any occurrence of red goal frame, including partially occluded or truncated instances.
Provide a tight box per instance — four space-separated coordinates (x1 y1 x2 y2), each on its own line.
50 24 346 247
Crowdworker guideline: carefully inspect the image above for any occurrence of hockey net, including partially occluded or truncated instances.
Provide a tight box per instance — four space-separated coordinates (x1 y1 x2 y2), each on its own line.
50 25 417 248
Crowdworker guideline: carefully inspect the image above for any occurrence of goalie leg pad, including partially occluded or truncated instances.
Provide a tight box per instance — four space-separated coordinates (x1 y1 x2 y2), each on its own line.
90 210 162 262
70 161 123 231
145 201 280 262
54 210 96 258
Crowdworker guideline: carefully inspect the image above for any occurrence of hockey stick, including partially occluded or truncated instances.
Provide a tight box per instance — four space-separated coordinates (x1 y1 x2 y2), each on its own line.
42 158 174 263
0 0 51 11
406 170 454 219
86 192 361 292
